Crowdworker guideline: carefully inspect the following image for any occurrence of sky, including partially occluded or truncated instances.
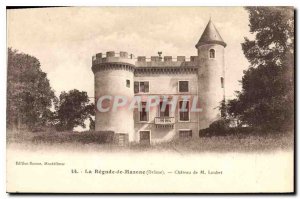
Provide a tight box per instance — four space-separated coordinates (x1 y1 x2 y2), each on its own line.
7 7 252 101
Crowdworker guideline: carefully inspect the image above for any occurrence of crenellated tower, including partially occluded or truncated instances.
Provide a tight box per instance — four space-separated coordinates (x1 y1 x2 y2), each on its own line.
92 51 135 142
196 19 226 129
91 19 227 144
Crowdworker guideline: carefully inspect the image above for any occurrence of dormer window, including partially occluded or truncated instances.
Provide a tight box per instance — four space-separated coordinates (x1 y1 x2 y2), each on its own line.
209 49 215 59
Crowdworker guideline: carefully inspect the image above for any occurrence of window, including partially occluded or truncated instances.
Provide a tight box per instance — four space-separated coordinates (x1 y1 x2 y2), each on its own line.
179 101 189 121
116 134 128 146
179 130 192 138
159 101 170 117
144 82 149 92
221 77 224 88
140 102 148 122
209 49 215 59
134 81 149 93
179 81 189 92
134 82 139 93
126 80 130 88
140 82 145 92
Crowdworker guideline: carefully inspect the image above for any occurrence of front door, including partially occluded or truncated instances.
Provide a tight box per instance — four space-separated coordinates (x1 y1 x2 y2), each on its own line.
139 131 150 145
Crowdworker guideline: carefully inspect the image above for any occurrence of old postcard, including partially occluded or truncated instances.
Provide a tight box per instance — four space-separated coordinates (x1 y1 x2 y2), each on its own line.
6 7 294 193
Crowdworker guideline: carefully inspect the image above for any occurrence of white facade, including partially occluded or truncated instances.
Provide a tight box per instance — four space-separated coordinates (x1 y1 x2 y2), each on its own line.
92 20 226 143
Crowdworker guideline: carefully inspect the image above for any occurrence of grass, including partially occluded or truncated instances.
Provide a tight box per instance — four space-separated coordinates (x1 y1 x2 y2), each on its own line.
6 130 294 153
148 133 293 153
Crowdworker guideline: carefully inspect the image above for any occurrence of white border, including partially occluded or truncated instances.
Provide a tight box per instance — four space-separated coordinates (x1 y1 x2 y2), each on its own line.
1 2 299 199
4 0 297 6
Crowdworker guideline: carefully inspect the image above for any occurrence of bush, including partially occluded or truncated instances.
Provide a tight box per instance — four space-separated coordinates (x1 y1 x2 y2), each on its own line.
199 119 230 137
199 119 257 137
32 131 114 144
209 119 230 131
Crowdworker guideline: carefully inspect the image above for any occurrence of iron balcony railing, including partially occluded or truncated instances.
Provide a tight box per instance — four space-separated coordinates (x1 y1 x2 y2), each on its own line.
154 117 175 125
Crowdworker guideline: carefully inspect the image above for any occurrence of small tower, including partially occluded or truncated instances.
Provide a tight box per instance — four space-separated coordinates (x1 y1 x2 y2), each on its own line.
196 19 226 129
92 51 136 142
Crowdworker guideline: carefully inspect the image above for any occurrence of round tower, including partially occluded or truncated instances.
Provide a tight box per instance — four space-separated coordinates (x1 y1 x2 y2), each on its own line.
92 51 135 142
196 19 226 129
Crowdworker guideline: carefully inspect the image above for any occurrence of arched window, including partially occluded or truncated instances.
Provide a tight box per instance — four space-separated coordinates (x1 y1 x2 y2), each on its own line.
209 49 215 59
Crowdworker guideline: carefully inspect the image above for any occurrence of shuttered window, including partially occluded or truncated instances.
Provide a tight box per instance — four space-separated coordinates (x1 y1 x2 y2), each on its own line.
179 101 189 121
140 102 148 121
159 101 170 117
179 81 189 92
134 81 149 93
179 130 192 138
144 82 149 92
134 81 139 93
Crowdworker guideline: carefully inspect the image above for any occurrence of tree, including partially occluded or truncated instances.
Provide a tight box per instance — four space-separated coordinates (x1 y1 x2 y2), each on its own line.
88 103 95 131
219 99 227 119
227 7 294 131
7 48 55 131
54 89 94 131
89 116 95 131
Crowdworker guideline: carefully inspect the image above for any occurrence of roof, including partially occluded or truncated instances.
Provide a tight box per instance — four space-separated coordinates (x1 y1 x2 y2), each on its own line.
195 19 226 48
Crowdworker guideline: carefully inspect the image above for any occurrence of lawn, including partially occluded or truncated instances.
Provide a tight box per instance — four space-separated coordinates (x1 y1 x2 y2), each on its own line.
6 130 294 153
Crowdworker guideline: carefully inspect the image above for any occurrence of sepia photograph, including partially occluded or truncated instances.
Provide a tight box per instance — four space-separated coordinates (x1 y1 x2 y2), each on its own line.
5 6 294 193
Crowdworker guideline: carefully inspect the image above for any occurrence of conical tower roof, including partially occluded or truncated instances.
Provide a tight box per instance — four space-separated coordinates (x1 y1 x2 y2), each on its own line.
195 19 226 48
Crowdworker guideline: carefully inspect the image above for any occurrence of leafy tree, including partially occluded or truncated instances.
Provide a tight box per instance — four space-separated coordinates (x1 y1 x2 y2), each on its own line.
227 7 294 131
88 103 95 131
219 99 227 119
7 48 55 131
54 89 94 131
89 116 95 131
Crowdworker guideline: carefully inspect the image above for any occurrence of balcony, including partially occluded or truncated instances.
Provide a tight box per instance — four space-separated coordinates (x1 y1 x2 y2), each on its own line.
154 117 175 128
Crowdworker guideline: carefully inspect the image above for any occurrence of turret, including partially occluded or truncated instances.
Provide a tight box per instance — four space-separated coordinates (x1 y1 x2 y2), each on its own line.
92 51 135 142
196 19 226 129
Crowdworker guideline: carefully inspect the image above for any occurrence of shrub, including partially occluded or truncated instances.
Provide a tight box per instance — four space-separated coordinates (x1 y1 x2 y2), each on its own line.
209 119 230 131
199 119 230 137
32 131 114 144
199 119 258 137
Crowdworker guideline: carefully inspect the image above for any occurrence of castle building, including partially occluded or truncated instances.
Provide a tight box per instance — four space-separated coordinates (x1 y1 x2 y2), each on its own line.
92 19 226 144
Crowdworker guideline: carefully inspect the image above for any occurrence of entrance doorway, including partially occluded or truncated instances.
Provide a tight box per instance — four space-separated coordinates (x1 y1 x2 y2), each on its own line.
139 131 150 145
